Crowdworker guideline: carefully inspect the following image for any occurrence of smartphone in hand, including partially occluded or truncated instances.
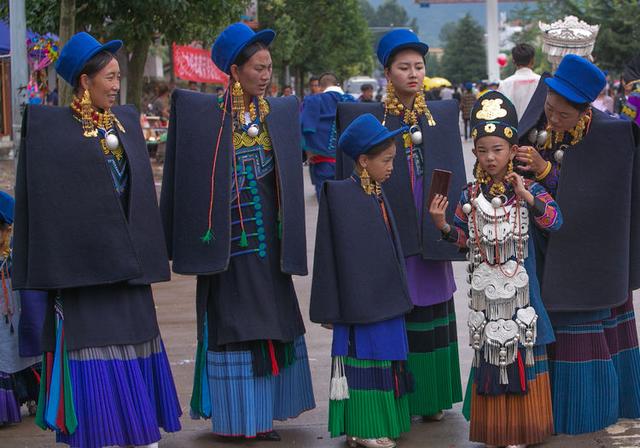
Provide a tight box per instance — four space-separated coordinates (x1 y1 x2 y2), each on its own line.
427 169 452 208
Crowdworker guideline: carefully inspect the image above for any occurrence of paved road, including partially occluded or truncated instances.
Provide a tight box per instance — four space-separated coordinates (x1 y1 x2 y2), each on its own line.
2 140 640 447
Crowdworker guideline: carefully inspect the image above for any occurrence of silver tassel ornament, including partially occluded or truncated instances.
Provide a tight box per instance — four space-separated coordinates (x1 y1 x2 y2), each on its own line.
329 356 349 400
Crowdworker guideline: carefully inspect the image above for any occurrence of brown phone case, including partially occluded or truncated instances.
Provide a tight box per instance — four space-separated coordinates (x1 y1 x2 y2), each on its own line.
427 169 452 208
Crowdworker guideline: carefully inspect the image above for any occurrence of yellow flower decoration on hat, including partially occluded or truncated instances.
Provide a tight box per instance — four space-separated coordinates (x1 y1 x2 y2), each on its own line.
471 128 478 139
504 127 513 138
484 123 496 133
476 98 507 120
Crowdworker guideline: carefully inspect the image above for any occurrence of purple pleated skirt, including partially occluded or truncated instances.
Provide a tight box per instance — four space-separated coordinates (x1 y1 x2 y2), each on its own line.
0 371 21 424
53 335 182 447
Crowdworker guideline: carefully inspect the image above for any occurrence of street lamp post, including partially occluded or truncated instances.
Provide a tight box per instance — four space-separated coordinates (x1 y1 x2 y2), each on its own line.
9 0 28 165
485 0 499 82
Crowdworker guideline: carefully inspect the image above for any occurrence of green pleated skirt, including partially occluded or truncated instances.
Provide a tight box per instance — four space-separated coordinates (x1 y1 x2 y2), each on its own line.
405 299 463 416
328 357 411 439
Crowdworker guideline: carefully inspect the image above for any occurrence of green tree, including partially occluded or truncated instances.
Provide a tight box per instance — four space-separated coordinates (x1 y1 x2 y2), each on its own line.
260 0 374 90
2 0 249 108
359 0 376 24
425 53 442 77
440 14 487 83
370 0 419 33
58 0 76 106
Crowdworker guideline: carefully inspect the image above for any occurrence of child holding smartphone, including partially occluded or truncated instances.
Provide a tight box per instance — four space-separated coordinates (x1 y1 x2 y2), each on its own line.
429 92 562 447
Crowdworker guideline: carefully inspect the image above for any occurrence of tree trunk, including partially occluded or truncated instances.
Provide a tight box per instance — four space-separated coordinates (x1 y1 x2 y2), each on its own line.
58 0 76 106
168 44 175 84
296 66 304 98
126 38 151 111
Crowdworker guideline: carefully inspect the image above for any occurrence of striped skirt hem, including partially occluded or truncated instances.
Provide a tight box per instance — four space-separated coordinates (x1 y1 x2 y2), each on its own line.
37 335 182 448
206 335 315 437
468 346 554 446
328 357 410 439
405 300 463 415
549 297 640 434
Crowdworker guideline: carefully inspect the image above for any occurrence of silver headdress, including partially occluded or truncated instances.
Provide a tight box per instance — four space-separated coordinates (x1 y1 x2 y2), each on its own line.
539 15 600 70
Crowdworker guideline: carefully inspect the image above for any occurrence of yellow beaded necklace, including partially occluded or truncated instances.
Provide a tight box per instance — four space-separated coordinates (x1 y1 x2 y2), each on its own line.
231 97 272 150
383 82 436 127
542 107 592 150
70 96 126 160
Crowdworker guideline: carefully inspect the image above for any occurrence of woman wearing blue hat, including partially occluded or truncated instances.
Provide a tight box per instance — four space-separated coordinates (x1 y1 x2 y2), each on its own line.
310 114 414 448
517 54 640 434
336 28 466 422
0 191 41 427
13 32 181 447
160 22 315 440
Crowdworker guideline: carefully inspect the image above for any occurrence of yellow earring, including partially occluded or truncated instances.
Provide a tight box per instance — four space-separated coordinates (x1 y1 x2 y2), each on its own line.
570 111 590 145
80 89 97 137
386 81 395 97
507 159 514 174
385 82 401 112
360 167 374 195
475 163 489 184
0 224 11 258
232 81 245 125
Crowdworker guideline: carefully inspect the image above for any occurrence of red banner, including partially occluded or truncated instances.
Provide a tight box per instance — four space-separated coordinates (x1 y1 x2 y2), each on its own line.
172 43 228 84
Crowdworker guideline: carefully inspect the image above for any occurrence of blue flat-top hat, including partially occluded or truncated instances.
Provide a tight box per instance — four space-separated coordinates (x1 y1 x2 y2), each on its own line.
212 22 275 74
377 29 429 67
0 191 15 225
55 32 122 86
338 114 408 160
545 54 606 104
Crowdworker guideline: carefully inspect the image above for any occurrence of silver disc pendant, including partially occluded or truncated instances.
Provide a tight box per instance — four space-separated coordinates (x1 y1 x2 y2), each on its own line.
536 130 548 147
105 132 119 151
554 149 564 163
462 203 472 215
528 129 538 144
410 125 423 145
247 124 260 137
491 196 503 208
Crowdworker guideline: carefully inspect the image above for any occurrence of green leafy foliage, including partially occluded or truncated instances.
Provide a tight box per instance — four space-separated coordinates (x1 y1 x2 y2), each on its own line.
440 13 487 83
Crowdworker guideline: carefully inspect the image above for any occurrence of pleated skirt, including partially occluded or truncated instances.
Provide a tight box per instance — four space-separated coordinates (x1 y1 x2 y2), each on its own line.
548 297 640 434
466 345 554 446
328 357 411 439
206 335 315 437
0 371 21 424
38 335 182 448
405 299 463 416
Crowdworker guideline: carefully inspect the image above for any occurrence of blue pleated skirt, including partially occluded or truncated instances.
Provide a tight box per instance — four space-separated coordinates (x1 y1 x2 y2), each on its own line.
549 297 640 434
206 335 315 437
54 335 182 447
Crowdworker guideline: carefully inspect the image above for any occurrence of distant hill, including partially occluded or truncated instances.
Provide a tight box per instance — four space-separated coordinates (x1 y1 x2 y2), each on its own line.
367 0 535 46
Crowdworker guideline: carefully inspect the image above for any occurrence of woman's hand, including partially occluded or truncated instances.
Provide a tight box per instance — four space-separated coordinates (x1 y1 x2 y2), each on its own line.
515 146 547 176
505 172 534 205
429 194 449 231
